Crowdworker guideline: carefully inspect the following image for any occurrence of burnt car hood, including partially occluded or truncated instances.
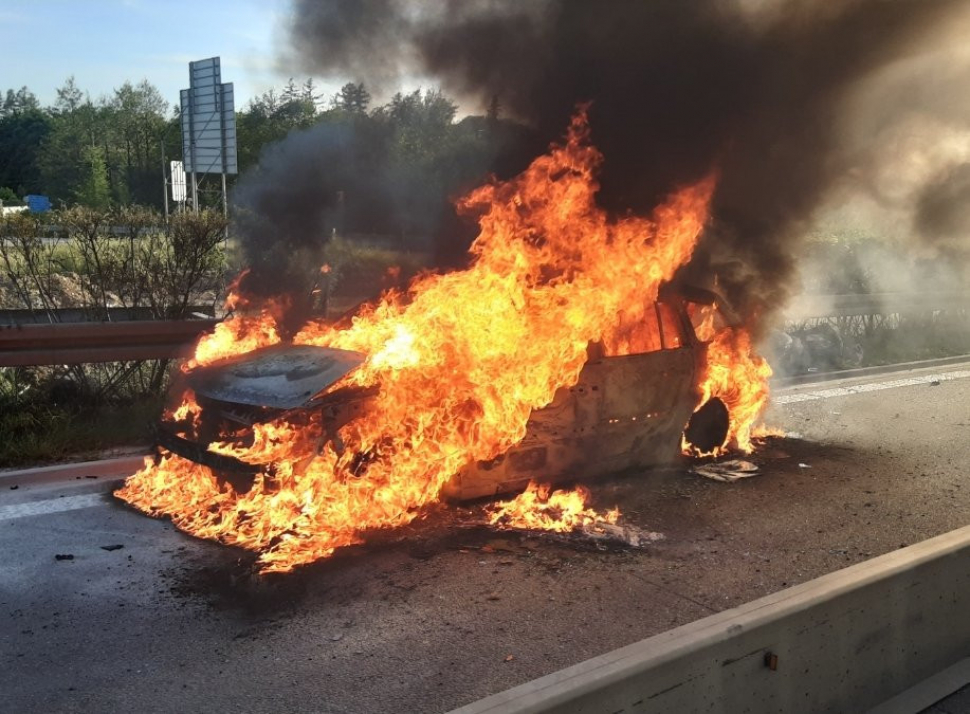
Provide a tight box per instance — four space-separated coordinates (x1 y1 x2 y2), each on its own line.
187 344 365 410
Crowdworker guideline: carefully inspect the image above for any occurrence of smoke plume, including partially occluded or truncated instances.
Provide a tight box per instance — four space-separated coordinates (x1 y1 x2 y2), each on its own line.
280 0 968 332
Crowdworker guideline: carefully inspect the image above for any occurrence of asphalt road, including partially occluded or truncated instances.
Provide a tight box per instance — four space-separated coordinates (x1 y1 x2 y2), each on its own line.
2 362 969 713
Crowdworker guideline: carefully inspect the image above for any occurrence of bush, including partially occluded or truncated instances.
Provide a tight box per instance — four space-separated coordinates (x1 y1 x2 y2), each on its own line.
0 206 228 465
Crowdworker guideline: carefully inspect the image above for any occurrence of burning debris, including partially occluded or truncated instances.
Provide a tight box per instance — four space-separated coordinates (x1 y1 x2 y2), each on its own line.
486 482 658 549
487 482 619 534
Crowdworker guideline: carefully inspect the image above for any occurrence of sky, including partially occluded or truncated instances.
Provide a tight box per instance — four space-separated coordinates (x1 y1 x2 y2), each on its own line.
0 0 343 112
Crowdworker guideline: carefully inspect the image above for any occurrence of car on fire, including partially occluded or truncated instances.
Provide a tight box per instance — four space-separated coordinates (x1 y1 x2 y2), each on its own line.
157 281 734 501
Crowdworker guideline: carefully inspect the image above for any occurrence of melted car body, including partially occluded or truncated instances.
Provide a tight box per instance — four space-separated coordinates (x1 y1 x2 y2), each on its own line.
161 285 723 500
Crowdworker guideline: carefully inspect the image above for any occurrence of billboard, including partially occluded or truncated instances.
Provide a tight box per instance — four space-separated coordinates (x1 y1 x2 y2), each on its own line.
180 57 238 175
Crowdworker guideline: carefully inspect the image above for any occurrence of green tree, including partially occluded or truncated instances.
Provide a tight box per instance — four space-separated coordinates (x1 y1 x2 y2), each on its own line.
486 94 501 128
74 145 111 209
110 80 168 205
282 78 300 104
302 78 323 111
1 86 41 116
0 87 50 195
236 81 319 171
372 89 465 243
37 77 169 208
0 186 22 204
39 78 101 204
54 76 84 114
333 82 371 115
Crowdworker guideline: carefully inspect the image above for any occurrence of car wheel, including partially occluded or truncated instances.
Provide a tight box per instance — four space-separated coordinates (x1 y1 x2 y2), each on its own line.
683 397 730 454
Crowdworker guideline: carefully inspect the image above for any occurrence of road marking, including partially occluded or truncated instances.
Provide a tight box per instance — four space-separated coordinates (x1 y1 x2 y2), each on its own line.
775 369 970 405
0 493 106 522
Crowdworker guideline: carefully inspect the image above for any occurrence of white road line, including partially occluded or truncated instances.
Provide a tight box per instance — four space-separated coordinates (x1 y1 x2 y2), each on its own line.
775 369 970 405
0 493 106 522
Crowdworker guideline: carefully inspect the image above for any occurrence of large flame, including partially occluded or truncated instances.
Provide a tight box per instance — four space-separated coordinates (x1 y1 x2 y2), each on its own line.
684 326 773 456
117 111 715 572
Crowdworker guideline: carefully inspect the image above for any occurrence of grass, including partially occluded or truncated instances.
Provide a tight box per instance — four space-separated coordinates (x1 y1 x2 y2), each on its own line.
0 395 162 468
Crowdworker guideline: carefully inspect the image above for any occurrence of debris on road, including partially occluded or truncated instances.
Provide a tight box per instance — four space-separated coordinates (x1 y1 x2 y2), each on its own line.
54 554 74 561
466 518 661 550
692 459 759 483
100 544 124 552
576 521 664 548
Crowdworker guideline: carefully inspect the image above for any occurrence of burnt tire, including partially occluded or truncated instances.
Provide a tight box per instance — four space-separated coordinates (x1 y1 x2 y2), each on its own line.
684 397 730 453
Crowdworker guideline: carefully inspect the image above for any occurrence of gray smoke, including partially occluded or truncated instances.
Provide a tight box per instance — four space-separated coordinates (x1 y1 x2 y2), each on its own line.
281 0 968 334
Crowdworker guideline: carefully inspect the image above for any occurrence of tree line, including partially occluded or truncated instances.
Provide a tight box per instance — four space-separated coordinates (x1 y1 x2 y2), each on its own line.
0 77 524 225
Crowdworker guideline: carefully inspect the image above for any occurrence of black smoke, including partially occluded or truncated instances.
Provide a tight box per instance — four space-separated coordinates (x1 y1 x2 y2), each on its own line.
284 0 965 332
232 120 394 300
914 162 970 268
231 107 531 325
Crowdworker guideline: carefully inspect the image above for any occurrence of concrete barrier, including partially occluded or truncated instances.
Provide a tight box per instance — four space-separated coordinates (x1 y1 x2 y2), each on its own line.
451 525 970 714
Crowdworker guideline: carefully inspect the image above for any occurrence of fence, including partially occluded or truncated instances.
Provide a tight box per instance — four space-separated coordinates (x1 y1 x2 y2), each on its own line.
783 292 970 337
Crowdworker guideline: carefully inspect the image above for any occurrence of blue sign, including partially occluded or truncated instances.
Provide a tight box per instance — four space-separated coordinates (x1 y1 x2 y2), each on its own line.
24 195 51 213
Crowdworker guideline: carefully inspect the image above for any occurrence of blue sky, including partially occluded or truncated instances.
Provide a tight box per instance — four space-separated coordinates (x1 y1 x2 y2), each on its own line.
0 0 345 113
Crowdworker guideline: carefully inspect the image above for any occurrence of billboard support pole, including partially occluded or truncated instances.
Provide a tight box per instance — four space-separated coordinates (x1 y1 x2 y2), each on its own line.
221 173 227 217
161 139 169 221
191 171 199 212
221 172 229 239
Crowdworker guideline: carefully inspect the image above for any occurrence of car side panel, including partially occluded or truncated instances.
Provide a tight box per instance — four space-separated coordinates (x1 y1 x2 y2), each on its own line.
444 347 697 501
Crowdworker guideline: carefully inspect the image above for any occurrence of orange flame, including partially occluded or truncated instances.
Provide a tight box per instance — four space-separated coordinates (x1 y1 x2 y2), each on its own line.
166 389 202 432
117 111 714 572
684 326 773 456
223 268 251 312
488 481 619 533
184 314 282 371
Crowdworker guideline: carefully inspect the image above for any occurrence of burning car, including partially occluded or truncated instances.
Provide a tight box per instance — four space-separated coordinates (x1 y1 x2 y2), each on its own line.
117 114 772 573
157 283 736 501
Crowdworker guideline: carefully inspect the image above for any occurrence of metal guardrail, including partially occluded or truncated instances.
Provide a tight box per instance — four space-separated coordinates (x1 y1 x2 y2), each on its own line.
0 306 216 326
0 319 218 367
784 292 970 320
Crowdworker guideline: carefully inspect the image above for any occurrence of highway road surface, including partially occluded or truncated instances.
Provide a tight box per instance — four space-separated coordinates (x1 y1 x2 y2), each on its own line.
2 361 969 713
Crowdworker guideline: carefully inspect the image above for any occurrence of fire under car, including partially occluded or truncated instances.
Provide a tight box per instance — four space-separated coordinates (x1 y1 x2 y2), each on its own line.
157 282 733 501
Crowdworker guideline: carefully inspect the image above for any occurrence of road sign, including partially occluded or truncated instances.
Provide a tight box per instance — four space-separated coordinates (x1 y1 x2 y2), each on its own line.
171 161 186 202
